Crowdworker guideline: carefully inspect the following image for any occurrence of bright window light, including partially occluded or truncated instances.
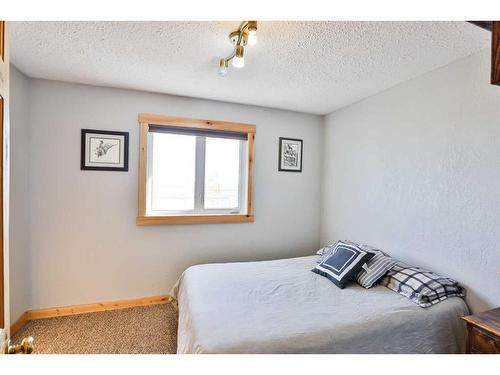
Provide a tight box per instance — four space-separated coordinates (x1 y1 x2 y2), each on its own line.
150 133 196 211
204 137 241 209
147 130 247 216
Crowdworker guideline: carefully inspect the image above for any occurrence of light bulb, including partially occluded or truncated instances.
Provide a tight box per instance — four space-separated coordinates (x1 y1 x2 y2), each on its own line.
218 65 227 77
218 58 228 77
232 55 244 68
248 30 257 46
247 22 257 46
232 45 245 68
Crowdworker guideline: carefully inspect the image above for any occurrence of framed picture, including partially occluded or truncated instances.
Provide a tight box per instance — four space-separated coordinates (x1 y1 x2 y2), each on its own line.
278 137 303 172
81 129 129 171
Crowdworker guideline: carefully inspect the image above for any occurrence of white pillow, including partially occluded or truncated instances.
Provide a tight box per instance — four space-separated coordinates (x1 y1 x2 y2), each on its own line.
315 242 338 263
316 246 330 256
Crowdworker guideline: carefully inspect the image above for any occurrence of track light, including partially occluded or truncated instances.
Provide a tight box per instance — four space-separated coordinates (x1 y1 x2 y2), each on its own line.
218 21 257 76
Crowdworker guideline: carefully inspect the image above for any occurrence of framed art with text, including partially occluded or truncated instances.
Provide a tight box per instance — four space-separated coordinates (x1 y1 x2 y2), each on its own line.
278 137 303 172
81 129 129 171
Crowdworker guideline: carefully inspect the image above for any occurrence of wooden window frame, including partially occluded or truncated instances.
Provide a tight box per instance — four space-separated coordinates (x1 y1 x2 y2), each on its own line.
137 113 255 225
0 21 5 62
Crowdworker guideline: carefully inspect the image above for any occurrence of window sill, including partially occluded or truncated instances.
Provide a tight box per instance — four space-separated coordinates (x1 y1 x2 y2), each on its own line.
136 214 254 225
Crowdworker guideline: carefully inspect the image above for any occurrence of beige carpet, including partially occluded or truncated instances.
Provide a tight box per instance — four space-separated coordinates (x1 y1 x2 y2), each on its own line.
12 303 178 354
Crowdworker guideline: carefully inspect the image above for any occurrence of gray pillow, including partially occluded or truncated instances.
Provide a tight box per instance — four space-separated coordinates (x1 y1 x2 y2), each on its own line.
355 250 397 288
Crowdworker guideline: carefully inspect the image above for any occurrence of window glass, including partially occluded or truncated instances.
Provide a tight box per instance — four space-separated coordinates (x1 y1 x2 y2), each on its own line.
150 132 196 211
204 137 241 210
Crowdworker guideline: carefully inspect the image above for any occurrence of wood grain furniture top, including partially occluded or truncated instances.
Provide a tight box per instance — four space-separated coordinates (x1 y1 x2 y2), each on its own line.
463 307 500 354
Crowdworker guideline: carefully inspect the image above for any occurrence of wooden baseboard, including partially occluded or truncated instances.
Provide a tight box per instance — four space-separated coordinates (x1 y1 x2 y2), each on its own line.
10 294 171 334
10 311 29 336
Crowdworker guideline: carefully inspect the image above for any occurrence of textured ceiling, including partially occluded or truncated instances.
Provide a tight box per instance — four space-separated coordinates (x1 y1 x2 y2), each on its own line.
9 21 490 115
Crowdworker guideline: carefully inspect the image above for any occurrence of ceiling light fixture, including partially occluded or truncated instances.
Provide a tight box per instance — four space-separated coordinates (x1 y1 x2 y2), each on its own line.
232 45 245 68
218 21 257 76
247 23 257 46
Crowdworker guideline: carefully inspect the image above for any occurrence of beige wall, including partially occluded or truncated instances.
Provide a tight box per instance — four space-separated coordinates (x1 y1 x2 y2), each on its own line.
321 50 500 313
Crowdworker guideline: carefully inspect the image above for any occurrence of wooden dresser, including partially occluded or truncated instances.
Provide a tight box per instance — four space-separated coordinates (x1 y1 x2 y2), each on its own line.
462 307 500 354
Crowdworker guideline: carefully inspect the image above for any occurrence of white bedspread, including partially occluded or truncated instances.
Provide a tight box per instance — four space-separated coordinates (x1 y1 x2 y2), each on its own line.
170 255 469 354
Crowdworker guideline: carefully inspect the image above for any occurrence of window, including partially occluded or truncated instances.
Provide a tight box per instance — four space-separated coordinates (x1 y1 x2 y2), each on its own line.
137 114 255 225
147 130 246 215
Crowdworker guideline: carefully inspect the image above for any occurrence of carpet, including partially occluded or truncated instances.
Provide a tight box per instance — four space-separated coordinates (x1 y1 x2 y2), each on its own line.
11 303 178 354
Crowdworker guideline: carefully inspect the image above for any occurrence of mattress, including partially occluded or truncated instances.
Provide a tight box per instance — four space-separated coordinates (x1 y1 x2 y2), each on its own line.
170 255 469 354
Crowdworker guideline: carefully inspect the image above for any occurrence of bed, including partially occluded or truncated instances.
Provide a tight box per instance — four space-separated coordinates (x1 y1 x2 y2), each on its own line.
170 255 469 354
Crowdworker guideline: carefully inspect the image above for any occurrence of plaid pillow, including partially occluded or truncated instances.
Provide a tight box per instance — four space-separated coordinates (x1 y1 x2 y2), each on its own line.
380 263 466 308
355 250 397 288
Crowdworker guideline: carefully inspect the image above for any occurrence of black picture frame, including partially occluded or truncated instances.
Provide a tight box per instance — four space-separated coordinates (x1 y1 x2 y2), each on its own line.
278 137 303 172
81 129 129 171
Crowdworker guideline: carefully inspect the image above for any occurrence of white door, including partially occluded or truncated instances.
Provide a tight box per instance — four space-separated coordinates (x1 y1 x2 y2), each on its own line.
0 20 10 353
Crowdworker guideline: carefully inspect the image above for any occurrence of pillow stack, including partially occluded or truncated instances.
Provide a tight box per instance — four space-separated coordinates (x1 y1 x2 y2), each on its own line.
313 240 467 308
313 240 395 289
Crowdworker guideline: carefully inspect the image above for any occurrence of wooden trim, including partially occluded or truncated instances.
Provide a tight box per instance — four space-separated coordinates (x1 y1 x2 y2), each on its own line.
138 122 149 217
138 113 256 134
137 114 255 225
463 308 500 338
10 311 29 336
464 319 499 340
8 295 172 334
137 214 254 225
492 21 500 85
0 20 8 332
0 21 4 62
247 132 255 216
28 294 171 320
468 21 500 86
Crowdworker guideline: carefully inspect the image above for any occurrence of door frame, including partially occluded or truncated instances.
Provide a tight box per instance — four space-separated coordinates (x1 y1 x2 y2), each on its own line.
0 20 10 351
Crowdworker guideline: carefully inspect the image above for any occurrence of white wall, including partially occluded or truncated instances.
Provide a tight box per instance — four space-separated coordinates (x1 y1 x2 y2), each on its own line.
321 49 500 313
9 66 32 320
24 78 323 309
11 49 499 315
